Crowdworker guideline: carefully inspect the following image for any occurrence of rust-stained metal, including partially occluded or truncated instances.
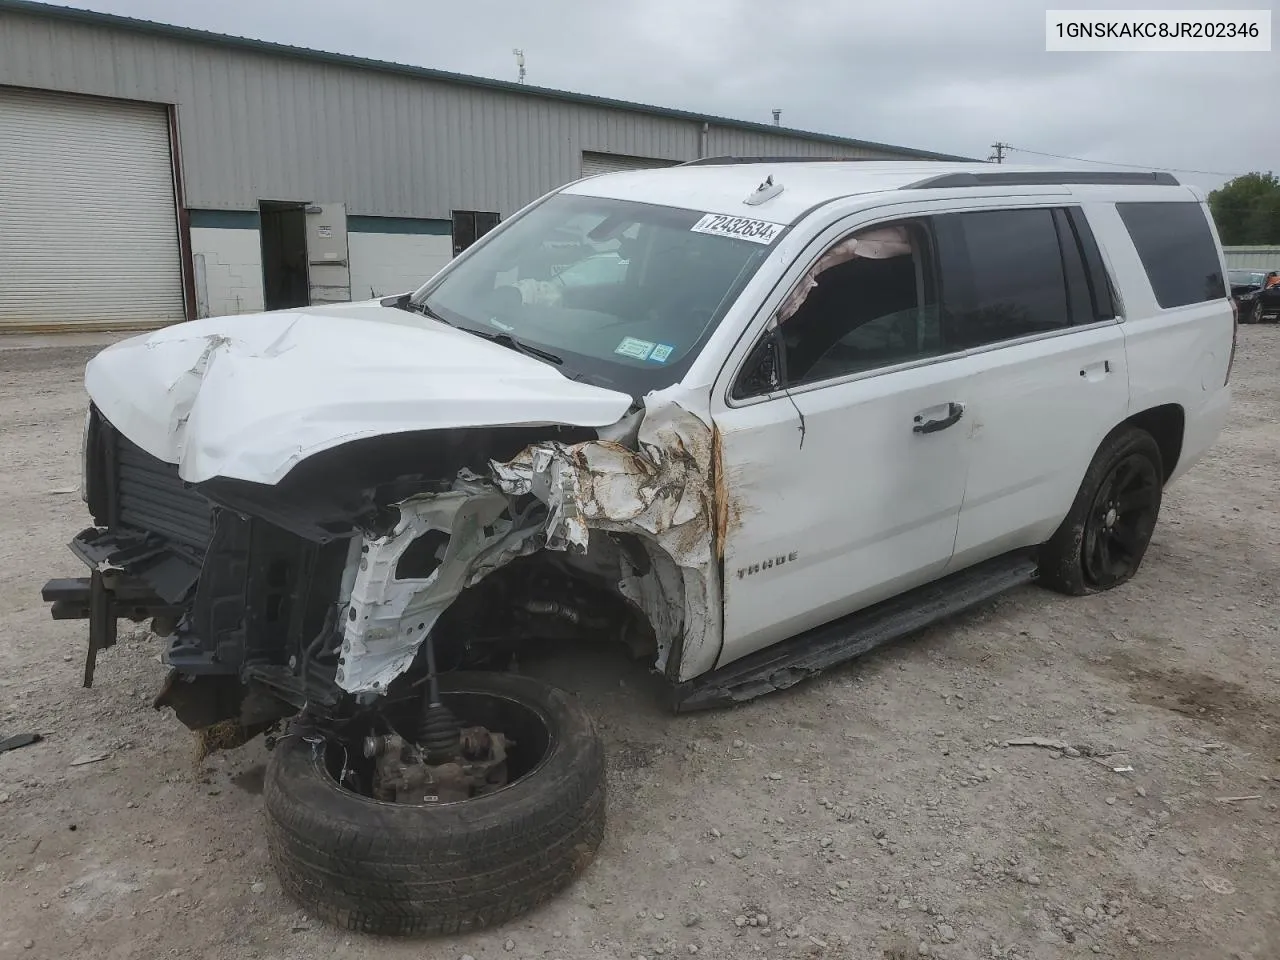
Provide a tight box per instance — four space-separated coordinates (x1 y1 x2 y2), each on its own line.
491 397 721 679
365 729 510 804
711 424 744 565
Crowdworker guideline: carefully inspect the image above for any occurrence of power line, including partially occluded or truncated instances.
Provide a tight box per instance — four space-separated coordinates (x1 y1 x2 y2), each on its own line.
1005 146 1242 179
988 141 1010 164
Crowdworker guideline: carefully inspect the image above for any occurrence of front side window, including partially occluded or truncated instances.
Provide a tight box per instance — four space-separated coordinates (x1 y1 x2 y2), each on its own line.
416 195 774 397
1116 201 1226 308
774 222 941 387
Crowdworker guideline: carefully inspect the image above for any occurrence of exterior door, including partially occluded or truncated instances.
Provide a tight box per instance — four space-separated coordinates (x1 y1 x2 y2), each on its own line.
715 359 982 666
712 218 981 668
949 325 1127 565
304 203 351 305
0 87 185 330
931 206 1131 567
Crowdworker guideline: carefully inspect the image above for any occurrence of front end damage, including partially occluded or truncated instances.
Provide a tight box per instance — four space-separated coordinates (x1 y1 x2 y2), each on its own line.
343 399 720 699
47 392 723 764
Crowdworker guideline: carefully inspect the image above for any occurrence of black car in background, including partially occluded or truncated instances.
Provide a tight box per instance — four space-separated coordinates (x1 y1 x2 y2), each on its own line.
1255 276 1280 324
1231 269 1279 323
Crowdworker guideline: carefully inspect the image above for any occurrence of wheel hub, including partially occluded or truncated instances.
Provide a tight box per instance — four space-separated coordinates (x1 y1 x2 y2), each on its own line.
364 727 511 804
1103 505 1118 529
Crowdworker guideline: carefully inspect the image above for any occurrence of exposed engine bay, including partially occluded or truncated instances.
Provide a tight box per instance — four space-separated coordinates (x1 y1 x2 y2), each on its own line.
51 389 723 786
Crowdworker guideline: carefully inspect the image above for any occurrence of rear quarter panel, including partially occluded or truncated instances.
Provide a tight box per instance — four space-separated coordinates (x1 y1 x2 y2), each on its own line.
1078 193 1232 483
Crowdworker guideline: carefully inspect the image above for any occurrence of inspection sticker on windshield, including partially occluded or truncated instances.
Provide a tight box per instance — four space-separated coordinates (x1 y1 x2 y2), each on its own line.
650 343 674 363
690 213 784 245
615 336 656 360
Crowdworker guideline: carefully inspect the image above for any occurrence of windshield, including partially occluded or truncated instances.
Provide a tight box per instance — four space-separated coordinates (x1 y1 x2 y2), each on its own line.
412 194 777 396
1229 270 1265 286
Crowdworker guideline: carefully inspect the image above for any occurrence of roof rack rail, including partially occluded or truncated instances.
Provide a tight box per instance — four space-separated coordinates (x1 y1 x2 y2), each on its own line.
680 156 863 166
904 170 1180 189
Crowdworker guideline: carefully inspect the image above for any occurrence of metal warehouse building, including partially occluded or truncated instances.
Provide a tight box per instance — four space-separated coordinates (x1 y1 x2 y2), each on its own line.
0 0 966 333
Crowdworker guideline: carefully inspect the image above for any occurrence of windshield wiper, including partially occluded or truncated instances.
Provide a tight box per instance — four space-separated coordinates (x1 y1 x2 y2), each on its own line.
473 331 564 365
412 300 451 325
383 293 453 326
387 296 562 365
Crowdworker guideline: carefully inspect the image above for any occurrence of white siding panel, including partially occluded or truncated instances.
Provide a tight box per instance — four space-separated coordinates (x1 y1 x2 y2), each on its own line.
1223 246 1280 270
348 232 452 302
0 86 185 329
189 226 264 318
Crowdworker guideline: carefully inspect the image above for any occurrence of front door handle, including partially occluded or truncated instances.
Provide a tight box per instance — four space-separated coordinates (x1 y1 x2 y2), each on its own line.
913 401 965 435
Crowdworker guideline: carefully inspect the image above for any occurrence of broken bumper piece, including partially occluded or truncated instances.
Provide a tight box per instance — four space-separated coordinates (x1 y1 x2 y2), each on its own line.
43 527 197 687
44 526 197 622
41 576 183 623
63 526 204 603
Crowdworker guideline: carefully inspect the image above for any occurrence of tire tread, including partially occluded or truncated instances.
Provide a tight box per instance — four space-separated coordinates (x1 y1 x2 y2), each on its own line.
1038 425 1163 596
262 672 606 937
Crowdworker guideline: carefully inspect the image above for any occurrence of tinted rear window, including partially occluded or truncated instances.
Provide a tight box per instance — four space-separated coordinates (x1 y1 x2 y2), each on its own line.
933 208 1072 348
1116 202 1225 308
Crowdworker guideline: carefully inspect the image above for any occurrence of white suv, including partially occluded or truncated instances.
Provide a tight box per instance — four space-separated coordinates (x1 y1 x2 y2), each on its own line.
45 160 1234 935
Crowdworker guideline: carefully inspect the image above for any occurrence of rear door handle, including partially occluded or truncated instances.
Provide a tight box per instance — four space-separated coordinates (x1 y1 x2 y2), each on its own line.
1080 359 1113 380
913 401 965 434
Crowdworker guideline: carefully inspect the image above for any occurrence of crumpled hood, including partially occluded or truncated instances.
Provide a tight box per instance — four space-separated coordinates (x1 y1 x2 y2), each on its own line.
85 303 634 485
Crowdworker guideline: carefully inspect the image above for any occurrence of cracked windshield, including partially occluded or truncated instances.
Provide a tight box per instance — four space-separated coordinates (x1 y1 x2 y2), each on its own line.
416 193 773 395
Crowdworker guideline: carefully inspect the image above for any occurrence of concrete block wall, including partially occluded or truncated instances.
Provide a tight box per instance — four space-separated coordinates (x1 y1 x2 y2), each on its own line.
190 224 266 317
348 230 453 301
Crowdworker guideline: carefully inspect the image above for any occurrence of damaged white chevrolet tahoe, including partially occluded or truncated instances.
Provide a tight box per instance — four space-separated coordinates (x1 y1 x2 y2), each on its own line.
44 160 1234 935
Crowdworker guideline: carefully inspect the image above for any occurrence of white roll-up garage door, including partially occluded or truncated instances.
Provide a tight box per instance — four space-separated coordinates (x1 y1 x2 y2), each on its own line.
581 151 679 177
0 87 185 331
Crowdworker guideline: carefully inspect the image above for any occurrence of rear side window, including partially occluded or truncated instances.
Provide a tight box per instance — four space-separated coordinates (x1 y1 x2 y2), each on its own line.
933 208 1072 348
1115 202 1226 308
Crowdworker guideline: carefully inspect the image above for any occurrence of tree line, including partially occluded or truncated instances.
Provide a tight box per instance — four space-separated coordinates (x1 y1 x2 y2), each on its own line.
1208 173 1280 246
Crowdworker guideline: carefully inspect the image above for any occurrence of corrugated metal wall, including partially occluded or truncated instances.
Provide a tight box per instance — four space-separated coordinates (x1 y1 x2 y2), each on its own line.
703 126 881 160
1224 247 1280 270
0 6 922 220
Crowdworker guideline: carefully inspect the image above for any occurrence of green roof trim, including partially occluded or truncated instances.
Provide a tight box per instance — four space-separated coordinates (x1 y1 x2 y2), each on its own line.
348 216 452 236
189 209 259 230
0 0 973 163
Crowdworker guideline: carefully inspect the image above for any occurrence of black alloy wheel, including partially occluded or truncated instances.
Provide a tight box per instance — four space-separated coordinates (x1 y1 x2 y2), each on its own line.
1038 425 1164 596
1080 451 1161 589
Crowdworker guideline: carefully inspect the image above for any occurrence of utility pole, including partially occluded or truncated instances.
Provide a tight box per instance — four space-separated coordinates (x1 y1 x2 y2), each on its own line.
988 142 1009 164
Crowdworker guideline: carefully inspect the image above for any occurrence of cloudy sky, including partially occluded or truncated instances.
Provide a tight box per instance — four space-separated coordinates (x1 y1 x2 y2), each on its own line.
44 0 1276 193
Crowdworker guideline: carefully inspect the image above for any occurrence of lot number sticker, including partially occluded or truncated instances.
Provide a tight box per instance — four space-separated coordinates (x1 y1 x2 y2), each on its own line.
690 213 784 245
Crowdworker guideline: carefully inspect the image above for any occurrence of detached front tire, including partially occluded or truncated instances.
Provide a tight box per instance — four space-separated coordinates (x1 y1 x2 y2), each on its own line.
1038 425 1164 596
263 672 606 936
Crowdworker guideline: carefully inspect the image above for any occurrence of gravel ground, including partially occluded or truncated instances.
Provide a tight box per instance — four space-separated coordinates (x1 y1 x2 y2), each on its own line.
1 329 1278 960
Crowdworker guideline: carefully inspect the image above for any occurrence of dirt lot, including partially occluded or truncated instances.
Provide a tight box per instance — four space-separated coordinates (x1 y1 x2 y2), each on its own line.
2 329 1278 960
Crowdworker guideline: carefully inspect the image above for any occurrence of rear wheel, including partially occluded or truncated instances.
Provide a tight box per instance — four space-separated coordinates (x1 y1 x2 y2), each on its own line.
1038 426 1163 596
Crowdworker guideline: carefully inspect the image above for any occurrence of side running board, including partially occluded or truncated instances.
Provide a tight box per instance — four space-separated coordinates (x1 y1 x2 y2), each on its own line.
673 550 1038 712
